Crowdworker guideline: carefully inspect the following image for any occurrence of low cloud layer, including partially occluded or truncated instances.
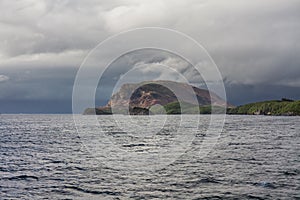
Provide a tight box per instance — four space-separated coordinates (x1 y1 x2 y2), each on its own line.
0 75 9 82
0 0 299 113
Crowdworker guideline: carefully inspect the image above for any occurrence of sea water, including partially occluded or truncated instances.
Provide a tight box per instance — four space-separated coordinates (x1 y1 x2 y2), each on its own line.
1 114 299 199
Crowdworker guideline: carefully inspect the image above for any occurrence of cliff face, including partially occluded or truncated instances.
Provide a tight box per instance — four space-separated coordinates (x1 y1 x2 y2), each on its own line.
107 80 230 109
84 80 231 115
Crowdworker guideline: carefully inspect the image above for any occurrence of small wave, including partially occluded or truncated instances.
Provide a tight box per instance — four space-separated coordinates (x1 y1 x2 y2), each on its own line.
106 131 127 136
4 175 39 181
51 160 64 164
191 195 224 199
283 169 299 176
171 177 220 188
198 177 220 184
122 143 146 147
228 142 248 146
64 185 121 196
254 181 276 189
246 194 266 200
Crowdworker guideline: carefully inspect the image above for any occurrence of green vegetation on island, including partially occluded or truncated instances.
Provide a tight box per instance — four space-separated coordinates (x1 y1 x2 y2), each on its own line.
84 99 300 116
227 99 300 116
150 101 226 114
84 101 227 115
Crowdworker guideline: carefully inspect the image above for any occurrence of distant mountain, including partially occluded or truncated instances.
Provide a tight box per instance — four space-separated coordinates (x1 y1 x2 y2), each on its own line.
227 98 300 116
84 80 232 115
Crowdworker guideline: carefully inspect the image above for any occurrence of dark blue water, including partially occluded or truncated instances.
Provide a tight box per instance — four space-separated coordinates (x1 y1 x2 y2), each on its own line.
1 115 299 199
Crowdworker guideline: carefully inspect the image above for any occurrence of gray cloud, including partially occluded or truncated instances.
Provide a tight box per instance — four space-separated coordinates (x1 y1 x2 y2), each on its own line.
0 75 9 82
0 0 299 112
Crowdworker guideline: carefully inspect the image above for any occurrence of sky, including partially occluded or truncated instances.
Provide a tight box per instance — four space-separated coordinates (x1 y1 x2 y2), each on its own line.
0 0 299 113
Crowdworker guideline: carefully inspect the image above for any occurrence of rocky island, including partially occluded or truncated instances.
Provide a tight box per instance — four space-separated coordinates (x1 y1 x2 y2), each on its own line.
84 80 300 116
84 80 231 115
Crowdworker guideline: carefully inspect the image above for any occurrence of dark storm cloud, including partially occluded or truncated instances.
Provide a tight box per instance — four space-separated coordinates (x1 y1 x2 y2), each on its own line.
0 66 78 113
0 67 76 100
225 82 300 106
0 0 299 113
95 49 203 98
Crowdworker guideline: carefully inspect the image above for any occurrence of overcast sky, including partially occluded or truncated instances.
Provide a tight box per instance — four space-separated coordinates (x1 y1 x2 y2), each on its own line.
0 0 299 113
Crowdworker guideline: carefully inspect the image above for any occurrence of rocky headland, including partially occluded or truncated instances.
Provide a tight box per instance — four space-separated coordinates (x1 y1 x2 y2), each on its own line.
84 80 231 115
